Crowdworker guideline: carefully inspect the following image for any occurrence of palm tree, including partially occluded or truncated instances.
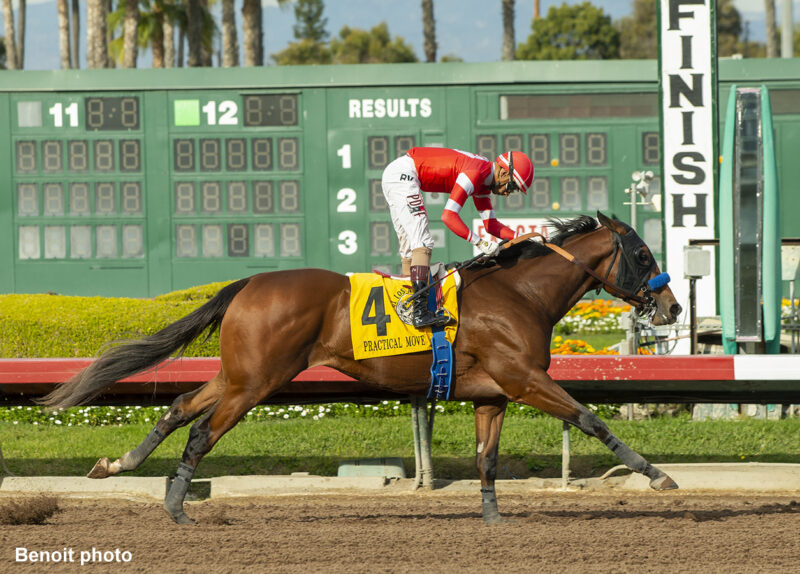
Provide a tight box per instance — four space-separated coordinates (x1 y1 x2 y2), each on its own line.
58 0 70 69
501 0 515 61
765 0 778 57
123 0 140 68
422 0 436 62
182 0 215 67
87 0 109 68
222 0 238 66
163 0 176 67
2 0 19 69
16 0 25 68
185 0 203 66
242 0 262 66
71 0 80 67
146 1 167 68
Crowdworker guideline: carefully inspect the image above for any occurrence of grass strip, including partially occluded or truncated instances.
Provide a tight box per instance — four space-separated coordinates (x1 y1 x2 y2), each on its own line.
2 414 799 479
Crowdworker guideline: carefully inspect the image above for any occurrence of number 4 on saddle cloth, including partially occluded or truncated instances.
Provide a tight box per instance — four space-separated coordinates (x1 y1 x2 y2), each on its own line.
348 266 459 399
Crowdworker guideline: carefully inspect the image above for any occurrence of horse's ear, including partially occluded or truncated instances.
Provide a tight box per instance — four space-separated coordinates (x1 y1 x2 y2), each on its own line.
597 211 627 234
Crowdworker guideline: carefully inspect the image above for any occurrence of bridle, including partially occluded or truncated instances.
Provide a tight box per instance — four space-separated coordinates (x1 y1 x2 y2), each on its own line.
510 229 670 318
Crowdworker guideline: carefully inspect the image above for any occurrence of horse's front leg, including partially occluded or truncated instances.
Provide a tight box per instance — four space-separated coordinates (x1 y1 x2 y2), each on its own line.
473 398 508 524
495 365 678 491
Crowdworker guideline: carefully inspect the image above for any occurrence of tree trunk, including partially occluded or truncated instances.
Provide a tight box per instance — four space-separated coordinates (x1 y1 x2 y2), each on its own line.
86 0 94 67
58 0 71 69
123 0 139 68
186 0 203 66
104 0 113 68
200 0 212 66
2 0 19 69
151 4 165 68
87 0 108 68
16 0 25 68
71 0 80 68
164 13 175 68
502 0 515 61
178 29 185 67
222 0 239 67
765 0 778 57
242 0 263 66
422 0 436 62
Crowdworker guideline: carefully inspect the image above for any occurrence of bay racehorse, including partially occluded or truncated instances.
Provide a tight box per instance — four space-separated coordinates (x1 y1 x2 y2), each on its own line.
42 212 682 524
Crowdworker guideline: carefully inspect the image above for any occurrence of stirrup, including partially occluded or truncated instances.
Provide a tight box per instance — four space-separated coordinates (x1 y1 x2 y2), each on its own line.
412 309 451 329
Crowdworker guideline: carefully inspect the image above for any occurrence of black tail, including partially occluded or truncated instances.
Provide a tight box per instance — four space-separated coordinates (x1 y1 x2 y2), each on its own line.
40 278 251 409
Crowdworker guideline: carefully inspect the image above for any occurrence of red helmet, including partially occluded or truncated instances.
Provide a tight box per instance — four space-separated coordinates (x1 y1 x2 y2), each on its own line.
496 151 534 194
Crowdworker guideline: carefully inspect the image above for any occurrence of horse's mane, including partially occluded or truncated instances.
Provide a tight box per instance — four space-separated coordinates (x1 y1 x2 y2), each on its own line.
466 214 600 269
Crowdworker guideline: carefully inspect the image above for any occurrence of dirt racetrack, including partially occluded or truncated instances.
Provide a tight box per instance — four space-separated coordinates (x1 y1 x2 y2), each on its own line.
2 490 800 573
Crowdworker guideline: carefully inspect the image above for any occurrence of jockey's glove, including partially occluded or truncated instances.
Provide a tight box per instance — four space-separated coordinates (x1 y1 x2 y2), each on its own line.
475 238 500 257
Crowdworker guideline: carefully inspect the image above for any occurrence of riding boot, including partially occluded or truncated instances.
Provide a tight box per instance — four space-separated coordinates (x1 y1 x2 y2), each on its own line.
410 279 450 328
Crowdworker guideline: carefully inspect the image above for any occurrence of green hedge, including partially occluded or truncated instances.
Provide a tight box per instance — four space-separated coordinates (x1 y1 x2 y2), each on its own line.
0 282 233 358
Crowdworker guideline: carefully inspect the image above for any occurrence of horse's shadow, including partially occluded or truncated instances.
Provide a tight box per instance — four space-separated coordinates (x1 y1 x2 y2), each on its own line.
286 502 800 524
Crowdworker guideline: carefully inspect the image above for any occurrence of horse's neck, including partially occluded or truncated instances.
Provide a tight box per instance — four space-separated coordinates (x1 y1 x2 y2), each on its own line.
519 229 613 323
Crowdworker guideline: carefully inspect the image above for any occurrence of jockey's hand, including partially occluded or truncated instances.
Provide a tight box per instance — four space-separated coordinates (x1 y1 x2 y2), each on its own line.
476 238 500 257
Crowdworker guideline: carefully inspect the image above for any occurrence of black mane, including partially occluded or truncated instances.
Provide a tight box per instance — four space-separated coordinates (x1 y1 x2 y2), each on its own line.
466 215 600 269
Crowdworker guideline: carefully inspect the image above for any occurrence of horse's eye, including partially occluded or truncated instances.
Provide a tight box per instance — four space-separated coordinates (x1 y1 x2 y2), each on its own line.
636 248 651 265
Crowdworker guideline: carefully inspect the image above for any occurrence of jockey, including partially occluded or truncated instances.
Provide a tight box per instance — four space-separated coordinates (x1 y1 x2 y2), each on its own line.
381 146 534 328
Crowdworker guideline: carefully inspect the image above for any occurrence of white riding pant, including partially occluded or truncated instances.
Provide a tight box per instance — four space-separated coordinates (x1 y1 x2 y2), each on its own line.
381 155 435 260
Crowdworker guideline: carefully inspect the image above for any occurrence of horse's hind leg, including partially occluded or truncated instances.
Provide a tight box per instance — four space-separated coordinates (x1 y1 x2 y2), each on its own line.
473 399 508 524
164 384 272 524
87 373 225 479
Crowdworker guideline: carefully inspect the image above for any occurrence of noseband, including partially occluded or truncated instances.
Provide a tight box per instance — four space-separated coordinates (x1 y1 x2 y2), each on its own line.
599 231 669 317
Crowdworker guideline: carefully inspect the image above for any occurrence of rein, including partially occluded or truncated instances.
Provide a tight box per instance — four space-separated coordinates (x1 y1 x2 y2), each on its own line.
406 224 668 311
515 231 651 307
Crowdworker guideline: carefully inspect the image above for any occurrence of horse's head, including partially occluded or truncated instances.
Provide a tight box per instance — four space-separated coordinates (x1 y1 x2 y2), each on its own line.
596 212 682 326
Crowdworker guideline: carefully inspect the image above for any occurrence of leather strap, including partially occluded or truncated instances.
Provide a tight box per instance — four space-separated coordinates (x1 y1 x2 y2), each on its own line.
503 231 648 306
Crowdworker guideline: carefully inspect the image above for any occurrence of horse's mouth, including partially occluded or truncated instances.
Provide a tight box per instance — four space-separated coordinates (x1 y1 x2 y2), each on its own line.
650 302 682 326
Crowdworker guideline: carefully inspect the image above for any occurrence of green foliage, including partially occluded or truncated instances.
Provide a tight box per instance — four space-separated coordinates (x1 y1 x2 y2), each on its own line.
617 0 656 59
0 399 621 427
0 282 232 358
3 415 800 479
617 0 742 59
516 2 620 60
272 37 332 65
274 21 417 65
716 0 743 57
271 0 330 65
330 23 418 64
292 0 328 43
440 53 463 63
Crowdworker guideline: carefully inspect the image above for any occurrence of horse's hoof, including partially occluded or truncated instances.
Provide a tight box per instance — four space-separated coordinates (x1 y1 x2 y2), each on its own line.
650 474 679 491
87 457 111 479
482 512 507 525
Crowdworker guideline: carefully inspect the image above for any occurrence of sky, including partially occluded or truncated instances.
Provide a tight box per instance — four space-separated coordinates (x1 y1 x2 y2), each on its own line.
0 0 793 70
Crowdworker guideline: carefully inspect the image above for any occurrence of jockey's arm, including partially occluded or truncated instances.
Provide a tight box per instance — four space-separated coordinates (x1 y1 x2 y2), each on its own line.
440 173 485 246
471 194 515 241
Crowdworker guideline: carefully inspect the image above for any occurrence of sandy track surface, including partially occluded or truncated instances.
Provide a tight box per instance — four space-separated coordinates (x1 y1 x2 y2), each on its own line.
3 491 800 573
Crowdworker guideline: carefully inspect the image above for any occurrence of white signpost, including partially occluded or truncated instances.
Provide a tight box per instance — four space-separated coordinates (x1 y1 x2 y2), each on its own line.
659 0 718 353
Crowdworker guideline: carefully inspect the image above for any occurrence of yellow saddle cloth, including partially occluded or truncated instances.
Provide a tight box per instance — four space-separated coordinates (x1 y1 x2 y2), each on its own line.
348 272 459 360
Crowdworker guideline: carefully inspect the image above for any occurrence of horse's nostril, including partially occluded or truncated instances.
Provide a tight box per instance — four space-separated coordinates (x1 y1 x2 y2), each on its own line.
670 303 682 317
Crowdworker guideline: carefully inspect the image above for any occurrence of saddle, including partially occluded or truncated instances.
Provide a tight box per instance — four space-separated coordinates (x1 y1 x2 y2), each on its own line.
373 263 462 326
347 267 460 361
